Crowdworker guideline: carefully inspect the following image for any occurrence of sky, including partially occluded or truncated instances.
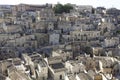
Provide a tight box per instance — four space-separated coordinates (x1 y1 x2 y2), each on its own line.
0 0 120 9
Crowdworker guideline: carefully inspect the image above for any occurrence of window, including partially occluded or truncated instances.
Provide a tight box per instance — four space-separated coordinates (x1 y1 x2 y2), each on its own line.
97 33 99 36
43 77 45 80
60 75 62 80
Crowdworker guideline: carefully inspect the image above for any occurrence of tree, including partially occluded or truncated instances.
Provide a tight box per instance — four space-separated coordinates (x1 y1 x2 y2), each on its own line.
116 30 120 34
64 3 73 13
84 46 92 54
53 3 64 14
53 3 73 14
103 27 108 33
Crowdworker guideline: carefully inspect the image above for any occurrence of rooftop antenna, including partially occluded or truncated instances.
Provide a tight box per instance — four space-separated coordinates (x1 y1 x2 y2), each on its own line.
112 5 114 8
57 2 60 4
